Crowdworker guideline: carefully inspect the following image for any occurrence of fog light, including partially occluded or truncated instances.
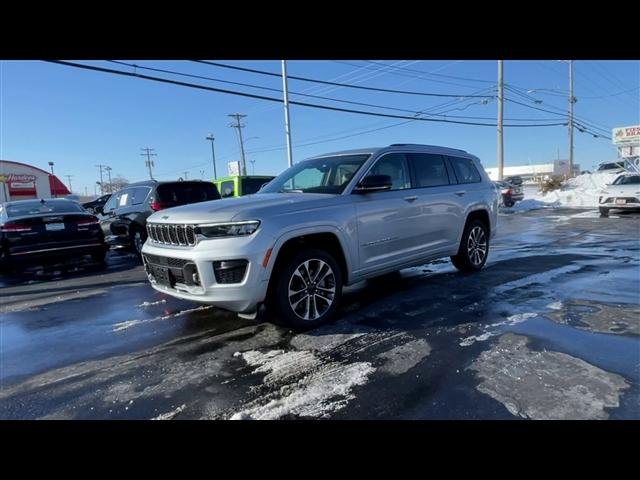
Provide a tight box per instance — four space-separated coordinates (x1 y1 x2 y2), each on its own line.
213 260 248 284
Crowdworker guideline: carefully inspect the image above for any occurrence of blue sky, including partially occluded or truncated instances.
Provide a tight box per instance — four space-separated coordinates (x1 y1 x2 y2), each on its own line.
1 60 638 195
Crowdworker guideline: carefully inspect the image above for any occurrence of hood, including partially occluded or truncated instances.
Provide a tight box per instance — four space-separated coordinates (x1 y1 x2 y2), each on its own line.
146 193 339 224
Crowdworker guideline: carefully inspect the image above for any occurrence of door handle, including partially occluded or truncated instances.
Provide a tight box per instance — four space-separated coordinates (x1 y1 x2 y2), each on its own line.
403 195 418 202
455 191 466 196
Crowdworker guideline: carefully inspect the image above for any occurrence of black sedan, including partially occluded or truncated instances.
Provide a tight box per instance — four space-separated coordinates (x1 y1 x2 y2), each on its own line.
0 198 108 273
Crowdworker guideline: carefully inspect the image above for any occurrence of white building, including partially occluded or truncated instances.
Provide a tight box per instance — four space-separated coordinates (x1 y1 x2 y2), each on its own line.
484 160 580 183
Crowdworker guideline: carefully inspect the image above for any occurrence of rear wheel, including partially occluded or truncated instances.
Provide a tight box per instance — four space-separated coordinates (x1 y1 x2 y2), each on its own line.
272 249 343 331
503 198 515 208
451 219 489 272
599 207 609 217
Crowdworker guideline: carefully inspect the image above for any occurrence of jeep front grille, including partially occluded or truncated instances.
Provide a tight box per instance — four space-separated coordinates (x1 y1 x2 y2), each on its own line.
147 223 196 246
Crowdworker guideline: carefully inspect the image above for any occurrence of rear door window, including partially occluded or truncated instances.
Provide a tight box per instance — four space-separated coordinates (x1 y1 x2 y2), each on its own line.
118 189 133 207
156 182 221 206
408 153 451 188
448 156 482 184
132 187 151 205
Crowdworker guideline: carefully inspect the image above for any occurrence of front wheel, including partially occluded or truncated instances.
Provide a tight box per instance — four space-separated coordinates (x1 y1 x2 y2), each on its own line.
451 219 490 272
132 229 146 257
272 249 343 331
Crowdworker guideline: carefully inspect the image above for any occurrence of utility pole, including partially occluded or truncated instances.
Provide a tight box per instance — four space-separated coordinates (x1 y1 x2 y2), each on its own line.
85 186 88 197
104 166 113 193
249 159 256 175
568 60 575 179
281 60 294 168
183 171 188 180
206 134 217 180
228 114 247 176
95 164 107 195
64 175 74 193
140 148 157 180
497 60 504 181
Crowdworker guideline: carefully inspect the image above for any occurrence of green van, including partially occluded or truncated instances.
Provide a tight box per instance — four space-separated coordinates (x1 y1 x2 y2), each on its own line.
214 175 276 198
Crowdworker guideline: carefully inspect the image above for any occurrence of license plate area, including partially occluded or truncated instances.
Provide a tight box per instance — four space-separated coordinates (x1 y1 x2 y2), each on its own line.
150 265 173 287
615 198 626 204
45 223 65 231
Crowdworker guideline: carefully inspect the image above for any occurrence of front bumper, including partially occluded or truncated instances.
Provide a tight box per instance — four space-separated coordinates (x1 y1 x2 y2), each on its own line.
600 197 640 210
141 236 271 314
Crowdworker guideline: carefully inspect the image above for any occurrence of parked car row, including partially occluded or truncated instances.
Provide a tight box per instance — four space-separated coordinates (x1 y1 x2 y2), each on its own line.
599 173 640 216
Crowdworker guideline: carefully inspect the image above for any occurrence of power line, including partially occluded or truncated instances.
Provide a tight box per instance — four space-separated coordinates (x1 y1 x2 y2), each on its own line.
108 60 561 122
192 60 495 99
330 60 489 89
44 61 566 128
364 60 495 85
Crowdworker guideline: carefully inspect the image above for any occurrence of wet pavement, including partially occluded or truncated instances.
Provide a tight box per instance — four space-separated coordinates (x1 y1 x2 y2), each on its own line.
1 208 639 419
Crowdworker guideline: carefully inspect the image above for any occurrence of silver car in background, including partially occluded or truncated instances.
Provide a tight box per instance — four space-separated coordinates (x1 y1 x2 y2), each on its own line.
141 144 499 329
599 173 640 216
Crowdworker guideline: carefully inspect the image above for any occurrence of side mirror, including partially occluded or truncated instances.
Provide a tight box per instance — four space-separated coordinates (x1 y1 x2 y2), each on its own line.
353 174 393 193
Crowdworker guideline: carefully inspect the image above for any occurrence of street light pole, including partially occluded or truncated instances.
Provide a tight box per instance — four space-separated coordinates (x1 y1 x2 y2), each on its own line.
206 134 217 180
48 162 56 197
497 60 504 181
282 60 294 168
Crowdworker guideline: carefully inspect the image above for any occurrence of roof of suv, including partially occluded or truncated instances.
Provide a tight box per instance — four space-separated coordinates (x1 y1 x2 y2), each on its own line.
309 144 471 160
126 179 212 188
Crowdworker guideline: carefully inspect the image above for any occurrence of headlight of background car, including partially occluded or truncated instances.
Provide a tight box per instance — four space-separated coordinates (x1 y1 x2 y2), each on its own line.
197 221 260 238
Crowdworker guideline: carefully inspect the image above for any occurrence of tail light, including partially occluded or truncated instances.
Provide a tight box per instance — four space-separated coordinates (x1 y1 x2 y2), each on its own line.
501 188 512 195
1 222 32 232
150 202 172 212
74 216 100 226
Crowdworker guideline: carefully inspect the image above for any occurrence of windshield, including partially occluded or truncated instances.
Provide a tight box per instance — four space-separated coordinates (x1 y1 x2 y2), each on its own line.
259 154 370 195
613 175 640 185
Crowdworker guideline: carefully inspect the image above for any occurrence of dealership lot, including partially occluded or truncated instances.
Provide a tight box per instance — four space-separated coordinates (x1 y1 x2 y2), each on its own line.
1 207 638 420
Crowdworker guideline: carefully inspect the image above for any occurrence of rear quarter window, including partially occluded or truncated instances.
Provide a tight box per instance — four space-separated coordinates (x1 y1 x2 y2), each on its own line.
448 156 482 184
156 182 221 205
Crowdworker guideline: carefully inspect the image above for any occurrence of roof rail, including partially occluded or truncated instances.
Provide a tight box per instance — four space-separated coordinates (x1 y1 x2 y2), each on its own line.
388 143 467 153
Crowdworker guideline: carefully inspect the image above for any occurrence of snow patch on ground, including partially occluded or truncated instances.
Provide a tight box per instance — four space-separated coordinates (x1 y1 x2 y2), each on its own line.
152 404 186 420
112 305 213 332
230 349 375 420
546 301 563 310
137 299 167 308
459 313 538 346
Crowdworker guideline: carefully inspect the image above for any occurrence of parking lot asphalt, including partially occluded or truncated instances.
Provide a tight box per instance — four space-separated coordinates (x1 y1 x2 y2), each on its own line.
1 207 639 420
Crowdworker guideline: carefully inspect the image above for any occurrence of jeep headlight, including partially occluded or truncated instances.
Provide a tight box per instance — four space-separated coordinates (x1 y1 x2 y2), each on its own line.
197 220 260 238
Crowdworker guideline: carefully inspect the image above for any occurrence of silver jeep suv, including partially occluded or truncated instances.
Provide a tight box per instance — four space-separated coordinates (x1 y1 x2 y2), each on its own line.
141 144 498 329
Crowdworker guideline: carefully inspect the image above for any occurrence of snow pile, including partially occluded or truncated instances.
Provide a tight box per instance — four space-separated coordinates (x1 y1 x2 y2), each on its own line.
533 171 619 208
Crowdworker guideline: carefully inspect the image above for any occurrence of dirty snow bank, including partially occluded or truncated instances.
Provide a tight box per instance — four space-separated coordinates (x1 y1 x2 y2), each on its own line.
503 171 620 212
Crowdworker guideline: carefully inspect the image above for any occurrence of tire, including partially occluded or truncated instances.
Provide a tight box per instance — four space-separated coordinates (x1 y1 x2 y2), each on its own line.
503 198 515 208
451 219 490 272
599 207 609 217
131 228 146 257
272 248 343 331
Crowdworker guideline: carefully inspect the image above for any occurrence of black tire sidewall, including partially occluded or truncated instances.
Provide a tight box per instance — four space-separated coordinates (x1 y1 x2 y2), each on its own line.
454 219 490 272
274 248 343 330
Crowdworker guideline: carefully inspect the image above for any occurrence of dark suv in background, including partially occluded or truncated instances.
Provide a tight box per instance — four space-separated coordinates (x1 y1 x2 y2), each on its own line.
101 180 221 256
